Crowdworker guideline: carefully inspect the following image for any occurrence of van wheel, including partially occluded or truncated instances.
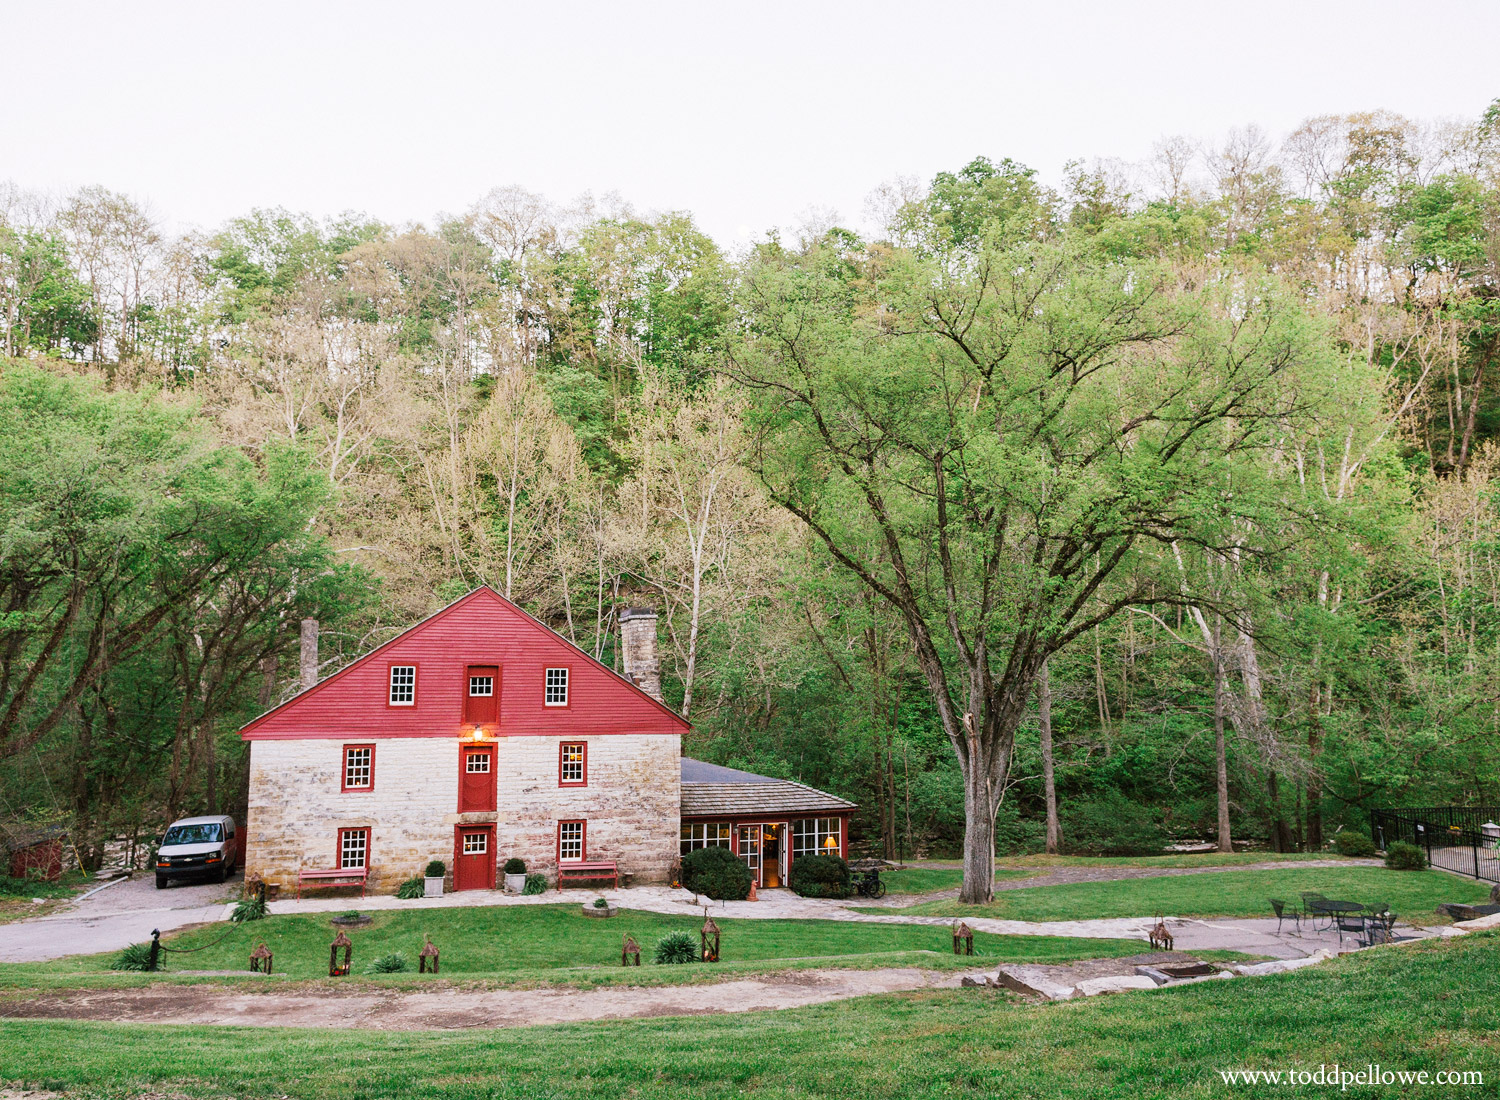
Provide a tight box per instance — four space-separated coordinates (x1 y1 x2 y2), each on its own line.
155 875 167 889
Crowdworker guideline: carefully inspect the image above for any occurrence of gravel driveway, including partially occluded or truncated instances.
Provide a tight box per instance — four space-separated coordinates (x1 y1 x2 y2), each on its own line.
0 871 240 963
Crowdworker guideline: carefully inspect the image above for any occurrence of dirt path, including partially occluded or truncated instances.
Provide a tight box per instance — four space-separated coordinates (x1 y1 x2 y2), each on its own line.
0 967 969 1030
876 859 1380 908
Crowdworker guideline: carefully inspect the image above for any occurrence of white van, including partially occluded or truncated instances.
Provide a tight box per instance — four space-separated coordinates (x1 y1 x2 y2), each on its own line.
155 815 240 888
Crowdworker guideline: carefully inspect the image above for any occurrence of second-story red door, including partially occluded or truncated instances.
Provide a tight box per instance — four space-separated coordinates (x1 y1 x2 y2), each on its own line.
459 744 496 813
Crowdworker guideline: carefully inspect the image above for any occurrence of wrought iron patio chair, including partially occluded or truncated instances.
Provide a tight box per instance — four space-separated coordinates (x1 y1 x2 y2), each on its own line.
1301 892 1333 931
1365 909 1398 946
1335 910 1367 948
1269 898 1301 934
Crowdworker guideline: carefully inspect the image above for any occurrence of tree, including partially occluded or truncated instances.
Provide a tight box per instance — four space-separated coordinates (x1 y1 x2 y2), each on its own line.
731 231 1340 902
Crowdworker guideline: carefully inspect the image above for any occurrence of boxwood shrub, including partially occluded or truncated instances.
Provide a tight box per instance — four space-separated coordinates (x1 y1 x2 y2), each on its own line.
789 854 850 898
1385 840 1427 870
503 858 526 875
681 846 752 900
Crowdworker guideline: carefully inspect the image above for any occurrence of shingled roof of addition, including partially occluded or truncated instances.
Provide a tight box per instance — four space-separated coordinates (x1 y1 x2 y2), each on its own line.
680 758 857 817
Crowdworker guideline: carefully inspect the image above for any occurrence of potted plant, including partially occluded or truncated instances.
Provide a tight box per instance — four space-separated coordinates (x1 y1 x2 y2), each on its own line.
503 858 527 894
424 859 446 898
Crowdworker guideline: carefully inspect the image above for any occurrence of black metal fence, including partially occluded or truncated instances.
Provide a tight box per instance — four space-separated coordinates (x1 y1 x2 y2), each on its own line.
1370 807 1500 884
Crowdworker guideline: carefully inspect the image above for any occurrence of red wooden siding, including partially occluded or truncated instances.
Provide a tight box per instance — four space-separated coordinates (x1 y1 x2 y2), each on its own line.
240 587 689 741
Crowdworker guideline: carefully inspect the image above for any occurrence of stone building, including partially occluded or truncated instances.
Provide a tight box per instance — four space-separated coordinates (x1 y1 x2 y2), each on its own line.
239 586 852 894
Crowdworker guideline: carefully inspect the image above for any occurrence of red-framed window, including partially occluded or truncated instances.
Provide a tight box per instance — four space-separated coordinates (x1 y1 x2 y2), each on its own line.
341 744 375 792
559 741 587 786
544 667 569 707
557 820 586 863
338 827 370 869
388 663 417 707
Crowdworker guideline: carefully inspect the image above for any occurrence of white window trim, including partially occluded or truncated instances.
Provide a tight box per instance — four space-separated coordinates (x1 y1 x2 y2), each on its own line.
389 665 416 706
544 667 569 707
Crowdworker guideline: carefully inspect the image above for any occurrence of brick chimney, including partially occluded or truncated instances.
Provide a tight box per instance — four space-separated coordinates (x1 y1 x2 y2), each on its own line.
618 607 662 703
299 618 319 692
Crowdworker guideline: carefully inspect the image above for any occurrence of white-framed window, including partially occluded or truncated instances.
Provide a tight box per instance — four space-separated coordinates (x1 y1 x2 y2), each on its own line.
558 820 584 862
559 742 585 785
792 817 841 858
465 752 490 773
339 828 369 869
469 675 493 697
389 665 416 705
544 667 569 706
343 746 372 789
679 822 732 856
462 833 488 855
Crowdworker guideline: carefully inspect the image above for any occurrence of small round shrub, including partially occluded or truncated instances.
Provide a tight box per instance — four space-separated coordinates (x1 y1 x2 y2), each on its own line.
1333 831 1377 858
1385 840 1427 870
681 846 752 901
653 931 698 964
789 854 851 899
338 910 363 920
593 897 609 909
503 858 526 875
396 876 425 899
424 860 446 878
110 942 161 971
522 872 548 895
366 951 409 974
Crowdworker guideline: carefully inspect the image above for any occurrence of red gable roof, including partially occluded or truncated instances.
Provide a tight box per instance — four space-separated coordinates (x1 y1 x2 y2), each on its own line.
239 586 689 740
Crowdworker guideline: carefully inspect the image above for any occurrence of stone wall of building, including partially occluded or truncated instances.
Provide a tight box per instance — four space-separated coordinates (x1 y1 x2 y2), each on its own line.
246 733 680 894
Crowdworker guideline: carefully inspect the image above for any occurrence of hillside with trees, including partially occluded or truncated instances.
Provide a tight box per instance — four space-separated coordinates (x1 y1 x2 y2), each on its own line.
4 103 1499 899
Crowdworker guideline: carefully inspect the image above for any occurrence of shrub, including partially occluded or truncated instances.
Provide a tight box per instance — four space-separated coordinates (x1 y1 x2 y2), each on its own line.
338 910 362 920
1062 791 1168 856
366 951 409 974
396 876 425 899
1385 840 1427 870
503 858 526 875
111 942 161 971
424 860 446 878
522 872 548 895
681 846 752 901
593 897 609 908
789 854 851 899
653 931 697 964
230 894 267 922
1333 831 1377 858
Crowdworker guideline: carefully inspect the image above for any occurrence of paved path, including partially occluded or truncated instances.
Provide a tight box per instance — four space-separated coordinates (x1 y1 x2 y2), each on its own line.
0 873 239 963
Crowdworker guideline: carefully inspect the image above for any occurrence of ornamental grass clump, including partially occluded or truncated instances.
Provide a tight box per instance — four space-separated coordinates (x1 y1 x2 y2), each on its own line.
1333 831 1377 858
396 876 425 899
681 846 752 901
653 931 697 964
522 872 548 895
230 894 268 922
366 951 409 974
110 942 160 971
789 854 851 899
1385 841 1428 870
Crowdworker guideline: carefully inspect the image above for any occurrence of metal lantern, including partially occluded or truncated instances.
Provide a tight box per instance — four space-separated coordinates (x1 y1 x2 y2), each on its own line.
249 942 274 974
700 910 721 963
621 934 641 966
952 921 974 956
329 930 352 977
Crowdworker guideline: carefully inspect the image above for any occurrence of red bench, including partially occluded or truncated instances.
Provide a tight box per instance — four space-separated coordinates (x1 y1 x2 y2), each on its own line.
556 860 618 891
297 866 370 899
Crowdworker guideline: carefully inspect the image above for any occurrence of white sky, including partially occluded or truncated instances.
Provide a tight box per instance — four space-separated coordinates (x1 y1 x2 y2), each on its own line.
4 0 1497 246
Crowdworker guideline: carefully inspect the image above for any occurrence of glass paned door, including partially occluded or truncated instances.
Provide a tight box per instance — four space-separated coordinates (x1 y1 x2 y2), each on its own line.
737 824 761 884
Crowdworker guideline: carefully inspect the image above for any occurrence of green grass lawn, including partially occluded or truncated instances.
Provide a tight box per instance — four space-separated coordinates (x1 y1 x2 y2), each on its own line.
861 867 1491 921
878 866 1038 894
1 929 1494 1099
0 905 1149 990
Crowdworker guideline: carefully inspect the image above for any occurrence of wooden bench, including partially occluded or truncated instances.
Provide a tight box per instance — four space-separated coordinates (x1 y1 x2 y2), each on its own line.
556 860 618 891
296 866 370 899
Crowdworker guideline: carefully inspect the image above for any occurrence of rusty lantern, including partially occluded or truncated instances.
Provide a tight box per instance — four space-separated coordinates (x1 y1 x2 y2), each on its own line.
700 910 721 963
329 930 352 977
249 942 274 974
621 934 641 967
419 938 440 974
952 921 974 956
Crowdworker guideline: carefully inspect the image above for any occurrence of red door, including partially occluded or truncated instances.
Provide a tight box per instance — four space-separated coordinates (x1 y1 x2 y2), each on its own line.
464 665 500 726
459 745 496 812
454 826 495 891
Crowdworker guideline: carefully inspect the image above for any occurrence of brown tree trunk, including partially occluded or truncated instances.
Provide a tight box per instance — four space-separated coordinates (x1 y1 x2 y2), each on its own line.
1306 681 1325 852
1214 652 1232 853
1039 659 1060 855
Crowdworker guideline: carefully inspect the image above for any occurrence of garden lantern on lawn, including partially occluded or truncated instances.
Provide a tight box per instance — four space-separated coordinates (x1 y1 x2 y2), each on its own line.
329 930 352 977
701 911 720 963
952 921 974 956
419 938 439 974
250 942 273 974
621 935 641 966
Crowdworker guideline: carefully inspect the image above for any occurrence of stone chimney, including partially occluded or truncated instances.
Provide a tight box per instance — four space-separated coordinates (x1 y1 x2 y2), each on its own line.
299 618 319 692
618 607 662 703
